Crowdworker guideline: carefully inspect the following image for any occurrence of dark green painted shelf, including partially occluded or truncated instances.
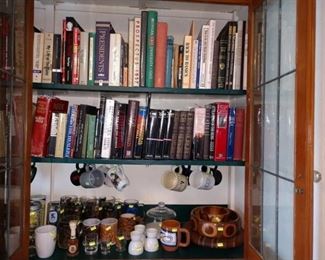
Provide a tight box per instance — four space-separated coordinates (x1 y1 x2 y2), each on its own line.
32 83 246 96
31 157 245 166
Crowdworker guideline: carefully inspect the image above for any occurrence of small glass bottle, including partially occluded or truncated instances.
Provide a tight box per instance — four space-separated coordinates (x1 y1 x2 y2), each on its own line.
67 220 79 257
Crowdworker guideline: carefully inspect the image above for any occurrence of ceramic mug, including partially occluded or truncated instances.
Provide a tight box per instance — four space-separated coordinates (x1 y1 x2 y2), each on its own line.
79 167 105 188
104 165 130 191
35 225 57 258
189 169 215 190
161 170 188 192
160 220 190 252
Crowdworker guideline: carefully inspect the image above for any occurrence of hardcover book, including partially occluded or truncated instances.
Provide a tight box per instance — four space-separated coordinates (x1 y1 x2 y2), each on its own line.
47 112 60 157
154 22 168 88
203 105 211 160
192 107 206 160
101 99 115 158
64 104 78 158
144 109 159 159
169 110 180 159
197 24 209 89
41 32 54 83
123 100 140 158
79 31 89 85
94 21 115 85
165 36 174 88
72 27 81 84
109 33 123 86
111 102 128 159
86 114 97 158
214 102 229 161
134 106 148 158
88 32 96 85
204 19 216 89
208 103 216 159
226 107 236 160
52 34 62 83
182 35 192 88
162 109 175 159
128 18 134 87
32 32 44 83
54 113 68 158
177 45 184 88
175 110 187 159
140 11 148 87
233 108 245 160
133 17 141 87
94 95 106 158
154 110 167 159
183 111 194 160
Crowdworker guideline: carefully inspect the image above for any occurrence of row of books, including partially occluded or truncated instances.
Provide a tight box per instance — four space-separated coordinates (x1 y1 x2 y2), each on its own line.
32 14 247 90
31 96 245 161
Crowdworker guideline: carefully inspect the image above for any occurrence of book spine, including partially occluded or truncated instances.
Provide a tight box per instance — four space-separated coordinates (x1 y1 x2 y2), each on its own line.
64 104 78 158
190 39 198 89
79 32 89 85
182 35 192 88
233 108 245 160
128 19 134 87
86 114 97 158
228 22 237 90
177 45 184 88
195 39 201 88
183 111 194 160
192 107 206 160
94 96 106 158
172 44 179 88
32 32 44 83
169 110 180 159
134 106 148 158
54 113 67 158
0 14 9 80
140 11 148 87
123 100 140 158
74 105 86 158
175 111 187 159
145 10 158 88
109 33 122 86
214 102 229 161
0 111 5 157
217 22 229 89
154 110 167 159
204 20 216 89
81 114 90 158
52 34 62 83
47 112 59 157
87 32 96 85
101 99 115 158
72 27 80 85
61 19 66 83
203 105 211 160
95 21 114 85
42 32 54 83
133 17 141 87
198 24 209 89
210 38 220 89
144 109 159 159
154 22 168 88
225 22 234 89
209 103 216 159
64 20 73 84
162 109 175 159
242 32 248 90
165 36 174 88
111 103 128 159
226 107 236 160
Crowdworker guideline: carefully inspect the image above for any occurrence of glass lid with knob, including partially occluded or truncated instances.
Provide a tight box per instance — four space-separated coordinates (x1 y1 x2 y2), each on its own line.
146 202 176 222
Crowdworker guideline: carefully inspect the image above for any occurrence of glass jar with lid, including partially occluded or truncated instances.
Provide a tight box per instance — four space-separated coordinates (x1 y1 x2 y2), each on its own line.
146 202 176 224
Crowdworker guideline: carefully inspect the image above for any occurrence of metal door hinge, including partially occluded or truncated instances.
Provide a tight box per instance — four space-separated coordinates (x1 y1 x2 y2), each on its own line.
314 170 322 183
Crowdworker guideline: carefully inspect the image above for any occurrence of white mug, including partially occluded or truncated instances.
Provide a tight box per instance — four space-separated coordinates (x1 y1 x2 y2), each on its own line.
104 165 130 191
189 169 215 190
161 170 188 192
35 225 57 258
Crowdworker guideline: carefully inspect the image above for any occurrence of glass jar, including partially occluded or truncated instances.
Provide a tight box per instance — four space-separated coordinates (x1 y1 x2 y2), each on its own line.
46 201 60 226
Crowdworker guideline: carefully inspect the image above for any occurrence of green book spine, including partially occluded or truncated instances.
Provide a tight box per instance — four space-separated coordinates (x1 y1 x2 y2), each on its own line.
86 114 97 158
145 11 158 87
88 32 96 86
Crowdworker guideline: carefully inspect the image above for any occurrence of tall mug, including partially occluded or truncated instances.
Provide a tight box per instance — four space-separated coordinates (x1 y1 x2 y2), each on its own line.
160 220 190 252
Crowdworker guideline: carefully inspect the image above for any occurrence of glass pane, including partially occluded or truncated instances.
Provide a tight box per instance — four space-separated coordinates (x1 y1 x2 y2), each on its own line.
13 0 25 79
280 0 296 74
278 179 294 260
253 87 263 167
254 5 264 86
263 81 278 173
250 169 263 252
262 172 277 260
279 73 295 180
265 0 280 82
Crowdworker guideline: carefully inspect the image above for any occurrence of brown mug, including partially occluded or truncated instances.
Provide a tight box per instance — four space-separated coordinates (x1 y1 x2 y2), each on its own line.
160 219 190 252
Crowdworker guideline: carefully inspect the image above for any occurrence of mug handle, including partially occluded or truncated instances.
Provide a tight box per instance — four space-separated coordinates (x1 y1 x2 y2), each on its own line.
178 228 190 248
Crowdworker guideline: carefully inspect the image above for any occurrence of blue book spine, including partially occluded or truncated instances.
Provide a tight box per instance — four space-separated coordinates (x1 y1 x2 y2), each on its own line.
165 35 174 88
226 107 236 160
64 105 78 158
196 39 202 88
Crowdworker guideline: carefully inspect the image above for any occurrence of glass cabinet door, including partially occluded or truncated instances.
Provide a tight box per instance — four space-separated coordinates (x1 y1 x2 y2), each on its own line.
247 0 314 259
0 0 32 259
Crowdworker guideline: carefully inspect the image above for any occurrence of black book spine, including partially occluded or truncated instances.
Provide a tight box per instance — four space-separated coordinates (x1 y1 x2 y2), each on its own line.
144 109 159 159
177 45 184 88
225 22 234 89
175 111 187 160
52 34 62 83
162 109 175 159
183 111 194 160
123 100 139 158
111 103 128 159
217 22 230 89
140 11 148 87
134 106 148 159
154 110 167 159
94 96 106 158
169 111 180 159
228 22 238 90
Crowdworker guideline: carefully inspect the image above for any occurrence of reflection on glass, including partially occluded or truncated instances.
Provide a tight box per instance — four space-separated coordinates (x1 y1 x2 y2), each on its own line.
254 5 264 86
278 179 294 260
263 81 278 173
14 0 25 79
265 0 280 82
253 87 262 167
279 74 295 180
0 10 12 77
262 172 277 260
281 0 296 74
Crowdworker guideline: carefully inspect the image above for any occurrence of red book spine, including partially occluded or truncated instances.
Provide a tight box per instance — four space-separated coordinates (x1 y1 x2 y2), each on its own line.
154 22 168 88
233 108 245 160
123 100 139 159
214 102 229 161
72 27 80 84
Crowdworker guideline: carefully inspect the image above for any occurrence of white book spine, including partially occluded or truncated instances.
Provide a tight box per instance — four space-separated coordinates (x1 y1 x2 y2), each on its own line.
79 32 89 85
55 113 67 158
101 99 115 158
41 32 54 83
198 25 209 89
204 19 216 89
33 32 44 83
182 35 192 88
190 39 199 88
133 17 141 87
128 19 134 87
109 33 122 86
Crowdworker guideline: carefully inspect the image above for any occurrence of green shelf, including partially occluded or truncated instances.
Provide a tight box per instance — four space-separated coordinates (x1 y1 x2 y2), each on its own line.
31 157 245 166
32 83 247 96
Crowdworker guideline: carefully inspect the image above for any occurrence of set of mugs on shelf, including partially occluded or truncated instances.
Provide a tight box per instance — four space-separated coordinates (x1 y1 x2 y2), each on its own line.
161 165 223 192
70 164 129 191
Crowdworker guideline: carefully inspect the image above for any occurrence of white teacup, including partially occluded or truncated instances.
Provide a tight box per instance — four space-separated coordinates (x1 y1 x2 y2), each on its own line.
35 225 57 258
189 170 215 190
